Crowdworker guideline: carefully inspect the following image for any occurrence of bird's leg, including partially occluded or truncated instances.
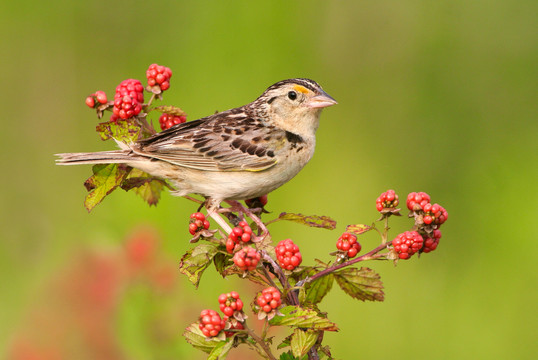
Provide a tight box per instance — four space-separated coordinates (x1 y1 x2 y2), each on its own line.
205 199 233 234
225 200 269 237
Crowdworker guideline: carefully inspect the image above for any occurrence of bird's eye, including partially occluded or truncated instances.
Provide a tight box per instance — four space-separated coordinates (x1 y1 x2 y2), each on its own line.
287 91 297 100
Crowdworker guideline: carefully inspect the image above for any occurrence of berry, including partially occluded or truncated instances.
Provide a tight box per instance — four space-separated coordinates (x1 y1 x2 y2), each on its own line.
422 229 442 253
226 221 253 253
112 79 144 120
245 194 268 208
198 309 225 337
189 212 210 235
275 239 302 271
392 231 424 259
407 192 431 211
223 315 244 337
218 291 244 317
146 63 172 91
233 247 260 271
85 91 108 108
256 287 282 314
422 203 448 226
336 232 361 258
159 113 186 131
376 189 399 211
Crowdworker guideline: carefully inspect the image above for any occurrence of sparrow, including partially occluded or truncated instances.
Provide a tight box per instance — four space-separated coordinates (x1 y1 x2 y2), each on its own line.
56 78 337 231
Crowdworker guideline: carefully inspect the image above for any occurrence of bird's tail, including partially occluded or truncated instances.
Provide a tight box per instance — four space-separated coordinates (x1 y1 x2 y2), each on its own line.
55 150 138 165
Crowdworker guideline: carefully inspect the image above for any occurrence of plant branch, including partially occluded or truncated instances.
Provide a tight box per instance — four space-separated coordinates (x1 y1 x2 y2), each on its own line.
300 241 393 285
243 321 276 360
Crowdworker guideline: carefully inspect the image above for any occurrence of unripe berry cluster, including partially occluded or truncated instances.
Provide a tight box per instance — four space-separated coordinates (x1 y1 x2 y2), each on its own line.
85 91 108 108
256 287 282 314
392 231 424 259
245 194 268 208
199 309 225 337
159 113 186 131
223 315 244 337
422 203 448 226
422 229 442 253
218 291 244 317
233 247 260 271
275 239 302 271
112 79 144 121
376 189 399 211
406 192 431 211
336 232 361 258
189 212 210 235
146 63 172 92
226 221 253 253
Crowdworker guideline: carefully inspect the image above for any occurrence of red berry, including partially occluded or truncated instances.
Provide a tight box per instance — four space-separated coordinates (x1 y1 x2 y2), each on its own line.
188 212 210 235
256 287 281 315
112 79 144 120
407 192 431 211
198 309 225 337
85 96 95 108
422 229 442 253
376 189 399 211
233 247 260 271
392 231 424 259
275 239 302 271
226 221 253 253
422 203 448 226
146 63 172 92
218 291 244 317
245 194 268 208
336 232 361 258
159 113 186 131
94 90 107 104
223 315 244 337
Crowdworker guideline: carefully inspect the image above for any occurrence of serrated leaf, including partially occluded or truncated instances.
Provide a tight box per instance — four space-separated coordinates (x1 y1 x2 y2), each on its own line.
83 164 131 212
277 334 292 350
154 105 187 116
178 244 219 287
345 224 373 235
183 322 225 354
95 118 142 143
208 339 234 360
305 273 334 304
213 252 232 278
334 267 384 302
279 351 301 360
291 329 319 358
121 168 172 206
278 213 336 230
269 306 338 331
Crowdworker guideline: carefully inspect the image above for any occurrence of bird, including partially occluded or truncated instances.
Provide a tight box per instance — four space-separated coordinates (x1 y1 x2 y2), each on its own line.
56 78 337 232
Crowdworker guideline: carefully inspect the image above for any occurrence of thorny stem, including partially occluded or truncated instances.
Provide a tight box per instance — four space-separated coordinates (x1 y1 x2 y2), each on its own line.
243 321 276 360
300 241 393 286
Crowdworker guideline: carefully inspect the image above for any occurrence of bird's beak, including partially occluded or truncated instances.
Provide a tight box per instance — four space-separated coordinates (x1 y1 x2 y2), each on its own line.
305 91 338 109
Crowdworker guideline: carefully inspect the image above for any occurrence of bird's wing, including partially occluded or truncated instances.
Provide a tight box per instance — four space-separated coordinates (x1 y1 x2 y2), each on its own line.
133 110 285 172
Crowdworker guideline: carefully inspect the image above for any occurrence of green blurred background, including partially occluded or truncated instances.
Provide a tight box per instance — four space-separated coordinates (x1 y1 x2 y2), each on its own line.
1 0 536 359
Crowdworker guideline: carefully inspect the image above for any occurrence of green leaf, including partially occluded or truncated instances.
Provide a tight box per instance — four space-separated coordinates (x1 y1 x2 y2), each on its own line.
121 168 172 206
334 267 384 302
96 118 142 143
83 164 131 212
154 105 187 116
208 339 234 360
291 329 319 358
269 306 338 331
213 252 232 278
345 224 373 235
305 273 334 305
279 351 301 360
277 213 336 230
183 322 225 354
178 244 219 288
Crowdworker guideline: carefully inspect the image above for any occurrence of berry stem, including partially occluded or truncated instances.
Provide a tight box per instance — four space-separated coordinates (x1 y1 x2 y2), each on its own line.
382 215 390 244
242 321 276 360
300 241 393 286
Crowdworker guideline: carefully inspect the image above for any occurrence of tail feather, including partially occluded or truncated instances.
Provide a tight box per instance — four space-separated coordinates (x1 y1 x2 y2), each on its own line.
55 150 136 165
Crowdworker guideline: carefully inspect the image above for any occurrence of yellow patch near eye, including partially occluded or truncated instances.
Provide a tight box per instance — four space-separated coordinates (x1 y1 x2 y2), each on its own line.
293 85 309 94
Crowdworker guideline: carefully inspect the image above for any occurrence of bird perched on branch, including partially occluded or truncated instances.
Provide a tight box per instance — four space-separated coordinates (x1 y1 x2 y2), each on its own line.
56 78 337 231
